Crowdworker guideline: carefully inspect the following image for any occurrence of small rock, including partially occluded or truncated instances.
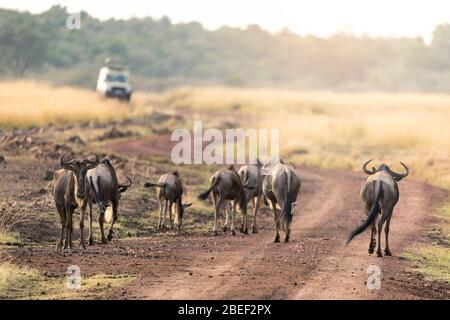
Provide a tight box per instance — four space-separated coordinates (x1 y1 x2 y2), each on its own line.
0 155 5 163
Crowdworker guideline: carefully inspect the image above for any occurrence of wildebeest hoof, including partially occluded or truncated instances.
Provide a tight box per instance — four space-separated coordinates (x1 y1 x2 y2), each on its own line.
284 237 290 243
100 238 107 244
368 248 374 254
107 234 113 241
88 238 94 246
384 250 392 256
231 229 236 236
80 244 86 250
377 251 383 257
252 227 258 234
213 230 218 236
274 236 280 243
223 226 227 232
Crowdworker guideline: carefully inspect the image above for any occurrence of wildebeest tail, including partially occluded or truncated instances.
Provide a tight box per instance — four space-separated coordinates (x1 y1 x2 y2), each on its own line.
144 182 166 188
347 180 382 245
197 176 220 201
283 169 293 224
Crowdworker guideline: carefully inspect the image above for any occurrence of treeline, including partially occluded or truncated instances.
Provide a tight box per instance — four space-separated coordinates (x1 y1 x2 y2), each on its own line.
1 5 450 91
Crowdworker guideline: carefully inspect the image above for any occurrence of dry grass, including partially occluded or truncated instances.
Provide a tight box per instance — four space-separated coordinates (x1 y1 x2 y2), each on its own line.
0 81 132 128
0 197 28 245
162 87 450 189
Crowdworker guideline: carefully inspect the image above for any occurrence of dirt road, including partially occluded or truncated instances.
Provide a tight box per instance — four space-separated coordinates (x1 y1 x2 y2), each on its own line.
6 156 448 299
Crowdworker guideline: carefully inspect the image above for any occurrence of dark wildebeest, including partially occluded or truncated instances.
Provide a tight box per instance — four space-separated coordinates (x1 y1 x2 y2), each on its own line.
144 171 191 230
86 159 132 244
238 159 265 233
197 166 248 235
52 153 99 250
347 160 409 257
262 158 301 243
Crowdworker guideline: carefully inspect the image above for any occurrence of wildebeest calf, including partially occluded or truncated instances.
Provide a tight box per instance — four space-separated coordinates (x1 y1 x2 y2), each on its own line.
144 171 191 230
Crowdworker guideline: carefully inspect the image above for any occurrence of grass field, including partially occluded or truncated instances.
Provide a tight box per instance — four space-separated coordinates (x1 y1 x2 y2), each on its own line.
161 87 450 189
0 81 134 128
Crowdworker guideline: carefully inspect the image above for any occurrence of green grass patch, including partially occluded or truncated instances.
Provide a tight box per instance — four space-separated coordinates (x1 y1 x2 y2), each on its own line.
0 262 135 299
401 201 450 284
402 246 450 283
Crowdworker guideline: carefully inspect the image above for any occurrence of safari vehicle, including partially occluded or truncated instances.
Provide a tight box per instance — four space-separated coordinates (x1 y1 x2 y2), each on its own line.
96 58 132 102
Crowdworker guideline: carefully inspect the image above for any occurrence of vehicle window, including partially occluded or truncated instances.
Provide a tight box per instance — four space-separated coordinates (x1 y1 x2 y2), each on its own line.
106 74 127 82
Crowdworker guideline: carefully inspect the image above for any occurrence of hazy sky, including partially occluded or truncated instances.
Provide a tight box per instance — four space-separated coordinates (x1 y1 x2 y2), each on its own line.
2 0 450 42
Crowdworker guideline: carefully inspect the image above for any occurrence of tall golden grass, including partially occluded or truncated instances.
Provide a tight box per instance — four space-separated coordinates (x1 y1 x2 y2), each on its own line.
0 81 131 127
162 87 450 189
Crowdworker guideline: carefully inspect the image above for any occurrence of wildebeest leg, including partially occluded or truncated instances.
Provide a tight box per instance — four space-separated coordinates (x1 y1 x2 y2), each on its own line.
79 203 87 249
241 199 249 234
107 201 118 241
162 199 168 230
230 200 237 236
368 222 376 254
271 200 280 243
88 203 94 246
384 212 393 256
223 200 230 232
56 206 66 250
157 195 163 230
64 206 73 251
252 195 261 234
376 211 385 257
98 210 107 244
284 210 291 243
168 201 174 230
214 197 224 235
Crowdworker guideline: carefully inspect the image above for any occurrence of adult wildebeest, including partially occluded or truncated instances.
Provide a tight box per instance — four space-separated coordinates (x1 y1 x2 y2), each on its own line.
347 160 409 257
52 153 99 250
262 158 301 243
144 171 191 230
197 166 248 235
86 159 132 244
238 159 264 233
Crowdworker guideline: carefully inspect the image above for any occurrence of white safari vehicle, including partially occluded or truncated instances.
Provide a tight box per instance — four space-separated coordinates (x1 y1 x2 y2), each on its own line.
96 59 132 102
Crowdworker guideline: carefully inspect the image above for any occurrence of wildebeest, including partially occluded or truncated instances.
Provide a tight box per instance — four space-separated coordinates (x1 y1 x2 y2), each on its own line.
197 166 248 235
86 159 132 244
347 160 409 257
238 159 265 233
52 153 99 250
144 171 191 230
262 158 301 243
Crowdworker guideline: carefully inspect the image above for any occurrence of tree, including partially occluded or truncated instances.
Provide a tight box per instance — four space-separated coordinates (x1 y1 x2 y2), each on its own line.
0 11 49 76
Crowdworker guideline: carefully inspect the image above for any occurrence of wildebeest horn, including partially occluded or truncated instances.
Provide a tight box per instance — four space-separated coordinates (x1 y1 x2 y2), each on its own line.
289 162 296 169
118 175 132 192
60 153 77 170
390 162 409 181
86 153 100 168
121 175 132 187
362 159 376 175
